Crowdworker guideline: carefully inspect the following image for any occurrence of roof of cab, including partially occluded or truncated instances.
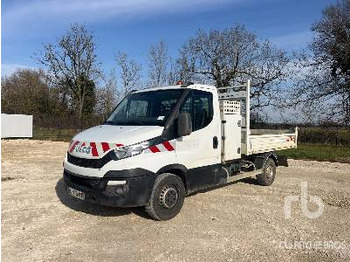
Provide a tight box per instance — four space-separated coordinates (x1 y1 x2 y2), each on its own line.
133 84 217 94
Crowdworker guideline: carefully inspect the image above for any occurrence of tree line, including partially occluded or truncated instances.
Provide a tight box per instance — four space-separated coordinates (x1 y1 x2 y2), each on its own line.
2 0 350 126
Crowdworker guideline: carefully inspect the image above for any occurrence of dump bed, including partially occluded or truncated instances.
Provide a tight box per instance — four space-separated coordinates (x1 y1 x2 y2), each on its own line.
246 129 298 155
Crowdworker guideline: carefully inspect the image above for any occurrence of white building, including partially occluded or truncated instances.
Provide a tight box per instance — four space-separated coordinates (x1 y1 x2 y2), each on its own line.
1 114 33 138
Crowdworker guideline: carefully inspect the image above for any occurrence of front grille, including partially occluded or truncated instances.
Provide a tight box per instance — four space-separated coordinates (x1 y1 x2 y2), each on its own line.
67 151 114 169
64 171 102 190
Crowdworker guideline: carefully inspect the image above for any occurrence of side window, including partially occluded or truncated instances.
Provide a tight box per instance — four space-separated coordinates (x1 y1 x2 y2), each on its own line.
193 90 213 131
179 96 192 114
179 90 213 132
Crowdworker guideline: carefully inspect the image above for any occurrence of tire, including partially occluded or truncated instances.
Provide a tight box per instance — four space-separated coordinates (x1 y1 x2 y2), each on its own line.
256 158 276 186
145 173 185 221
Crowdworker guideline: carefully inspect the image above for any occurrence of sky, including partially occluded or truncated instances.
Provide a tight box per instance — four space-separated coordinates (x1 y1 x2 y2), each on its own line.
1 0 336 78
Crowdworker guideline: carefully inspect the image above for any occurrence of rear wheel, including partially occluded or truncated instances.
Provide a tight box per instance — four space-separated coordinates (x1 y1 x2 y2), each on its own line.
145 173 185 221
256 158 276 186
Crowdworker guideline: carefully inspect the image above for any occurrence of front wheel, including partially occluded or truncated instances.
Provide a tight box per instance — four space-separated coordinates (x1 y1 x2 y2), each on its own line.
256 158 276 186
145 173 185 221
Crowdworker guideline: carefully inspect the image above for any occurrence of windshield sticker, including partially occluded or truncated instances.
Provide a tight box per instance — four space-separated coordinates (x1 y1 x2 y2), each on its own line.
157 116 165 121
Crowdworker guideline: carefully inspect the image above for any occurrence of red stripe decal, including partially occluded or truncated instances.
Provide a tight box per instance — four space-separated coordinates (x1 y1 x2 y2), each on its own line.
162 141 174 151
101 142 110 152
116 143 124 147
90 142 99 157
69 141 80 153
149 145 160 153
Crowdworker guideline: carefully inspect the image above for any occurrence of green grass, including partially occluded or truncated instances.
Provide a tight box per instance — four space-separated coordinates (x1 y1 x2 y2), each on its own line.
33 127 78 142
279 143 350 163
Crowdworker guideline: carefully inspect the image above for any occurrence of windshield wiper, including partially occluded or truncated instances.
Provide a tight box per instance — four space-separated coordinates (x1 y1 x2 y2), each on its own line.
104 120 144 126
103 120 116 125
122 121 144 125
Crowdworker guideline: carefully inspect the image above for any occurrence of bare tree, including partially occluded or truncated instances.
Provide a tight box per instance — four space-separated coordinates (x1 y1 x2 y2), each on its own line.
291 0 350 125
116 51 141 96
147 41 169 87
175 49 193 84
177 24 290 110
167 57 180 85
96 69 118 118
37 23 100 118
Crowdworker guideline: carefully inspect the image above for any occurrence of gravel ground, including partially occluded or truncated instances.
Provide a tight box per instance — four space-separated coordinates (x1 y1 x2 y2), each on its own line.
1 139 350 261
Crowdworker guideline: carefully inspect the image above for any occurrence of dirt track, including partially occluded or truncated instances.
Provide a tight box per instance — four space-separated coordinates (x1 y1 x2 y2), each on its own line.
1 139 350 261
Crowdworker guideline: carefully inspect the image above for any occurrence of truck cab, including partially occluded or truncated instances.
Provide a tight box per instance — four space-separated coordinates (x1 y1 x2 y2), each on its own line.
64 82 297 220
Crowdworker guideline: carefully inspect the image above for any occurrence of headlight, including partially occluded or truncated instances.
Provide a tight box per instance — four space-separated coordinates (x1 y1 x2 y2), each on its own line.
114 141 150 160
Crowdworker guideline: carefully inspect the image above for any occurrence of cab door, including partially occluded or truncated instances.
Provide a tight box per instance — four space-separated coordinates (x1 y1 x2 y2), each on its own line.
175 89 222 191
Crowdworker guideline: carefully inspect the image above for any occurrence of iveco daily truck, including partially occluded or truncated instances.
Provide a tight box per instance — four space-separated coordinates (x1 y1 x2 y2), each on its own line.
63 81 297 220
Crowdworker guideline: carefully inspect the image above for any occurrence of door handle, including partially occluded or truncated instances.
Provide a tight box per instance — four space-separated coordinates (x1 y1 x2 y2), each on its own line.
213 136 218 149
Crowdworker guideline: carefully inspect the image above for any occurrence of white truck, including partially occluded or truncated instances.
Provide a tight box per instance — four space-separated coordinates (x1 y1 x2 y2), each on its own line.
63 81 297 220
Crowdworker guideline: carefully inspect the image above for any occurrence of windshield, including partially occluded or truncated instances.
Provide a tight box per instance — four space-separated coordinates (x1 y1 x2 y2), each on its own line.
105 89 185 126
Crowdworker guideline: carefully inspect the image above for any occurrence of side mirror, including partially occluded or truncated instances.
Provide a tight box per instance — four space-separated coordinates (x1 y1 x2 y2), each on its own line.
177 112 192 137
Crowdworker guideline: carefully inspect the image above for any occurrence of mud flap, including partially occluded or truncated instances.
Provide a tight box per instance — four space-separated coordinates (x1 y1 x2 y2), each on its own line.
278 155 288 167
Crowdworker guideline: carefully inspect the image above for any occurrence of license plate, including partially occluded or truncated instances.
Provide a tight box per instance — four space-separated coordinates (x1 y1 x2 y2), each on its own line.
68 187 85 200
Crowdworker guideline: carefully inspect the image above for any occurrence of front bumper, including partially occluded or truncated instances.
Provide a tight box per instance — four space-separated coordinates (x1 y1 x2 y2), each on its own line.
63 168 157 207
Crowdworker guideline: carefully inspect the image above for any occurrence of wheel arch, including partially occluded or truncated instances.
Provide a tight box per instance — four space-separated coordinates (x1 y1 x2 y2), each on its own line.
268 152 278 166
252 151 278 170
156 164 188 192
